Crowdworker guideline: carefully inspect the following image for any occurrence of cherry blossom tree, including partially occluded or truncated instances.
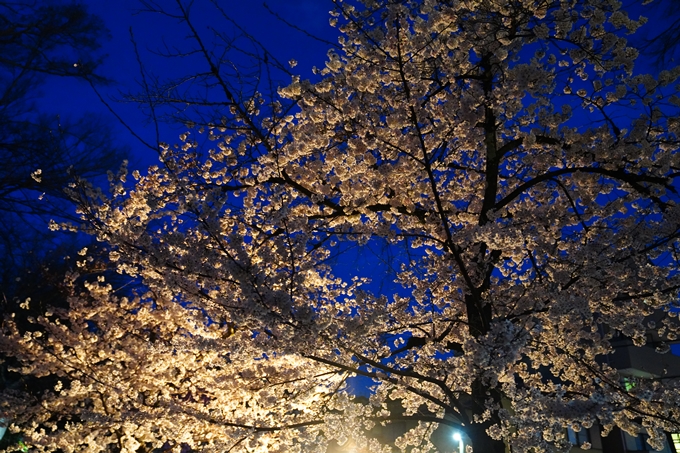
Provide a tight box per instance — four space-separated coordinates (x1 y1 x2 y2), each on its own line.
3 0 680 452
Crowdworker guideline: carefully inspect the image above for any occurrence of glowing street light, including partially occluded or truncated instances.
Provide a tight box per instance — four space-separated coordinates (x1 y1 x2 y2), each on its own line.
452 431 464 453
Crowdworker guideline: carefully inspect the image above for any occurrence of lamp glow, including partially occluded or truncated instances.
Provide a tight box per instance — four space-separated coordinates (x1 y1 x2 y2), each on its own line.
452 432 464 453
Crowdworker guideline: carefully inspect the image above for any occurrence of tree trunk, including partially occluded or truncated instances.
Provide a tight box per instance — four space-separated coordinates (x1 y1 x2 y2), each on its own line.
465 378 507 453
467 421 506 453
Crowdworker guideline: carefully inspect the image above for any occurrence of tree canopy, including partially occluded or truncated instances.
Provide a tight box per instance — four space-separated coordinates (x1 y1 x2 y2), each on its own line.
2 0 680 452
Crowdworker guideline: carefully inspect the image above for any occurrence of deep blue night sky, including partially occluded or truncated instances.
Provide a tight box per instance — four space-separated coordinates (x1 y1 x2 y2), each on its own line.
43 0 337 169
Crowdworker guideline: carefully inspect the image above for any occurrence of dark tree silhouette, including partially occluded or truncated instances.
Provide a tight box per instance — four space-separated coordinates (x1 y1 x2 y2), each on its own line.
0 1 128 291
